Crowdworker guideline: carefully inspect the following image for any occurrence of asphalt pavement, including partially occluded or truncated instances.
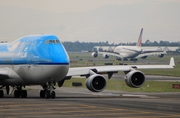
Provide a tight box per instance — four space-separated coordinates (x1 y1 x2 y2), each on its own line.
0 86 180 118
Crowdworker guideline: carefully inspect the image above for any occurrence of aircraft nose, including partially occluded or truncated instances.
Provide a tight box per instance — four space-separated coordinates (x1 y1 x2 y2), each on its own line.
55 45 70 64
43 44 70 64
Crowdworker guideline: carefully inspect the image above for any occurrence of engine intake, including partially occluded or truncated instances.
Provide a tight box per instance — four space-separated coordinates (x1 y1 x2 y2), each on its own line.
124 70 145 88
86 74 106 92
91 52 98 57
102 54 109 59
141 56 147 59
158 54 164 58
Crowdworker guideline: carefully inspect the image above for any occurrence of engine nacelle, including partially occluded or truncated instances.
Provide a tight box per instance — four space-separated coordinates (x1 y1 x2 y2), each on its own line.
130 58 138 61
58 79 65 87
158 54 164 58
124 70 145 88
102 54 109 59
91 52 98 58
86 74 106 92
141 56 147 59
116 57 121 61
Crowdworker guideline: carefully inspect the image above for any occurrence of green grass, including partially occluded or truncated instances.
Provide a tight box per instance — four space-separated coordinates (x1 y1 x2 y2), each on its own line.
63 78 180 92
106 79 180 92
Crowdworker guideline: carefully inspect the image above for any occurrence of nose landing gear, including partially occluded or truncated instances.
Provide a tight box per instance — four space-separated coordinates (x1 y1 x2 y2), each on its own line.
40 81 56 99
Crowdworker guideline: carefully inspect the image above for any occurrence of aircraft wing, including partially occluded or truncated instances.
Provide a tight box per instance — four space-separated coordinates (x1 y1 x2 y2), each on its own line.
67 65 131 77
67 57 174 77
135 51 166 58
66 57 174 92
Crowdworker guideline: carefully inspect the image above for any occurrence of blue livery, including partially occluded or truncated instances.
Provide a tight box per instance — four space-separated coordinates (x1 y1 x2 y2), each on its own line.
0 34 70 65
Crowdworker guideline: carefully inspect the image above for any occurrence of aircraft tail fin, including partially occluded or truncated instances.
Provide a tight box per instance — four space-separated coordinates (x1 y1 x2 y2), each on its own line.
136 28 143 47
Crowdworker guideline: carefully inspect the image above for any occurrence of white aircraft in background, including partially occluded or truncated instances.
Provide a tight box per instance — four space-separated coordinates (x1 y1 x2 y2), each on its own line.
0 34 174 99
91 28 166 61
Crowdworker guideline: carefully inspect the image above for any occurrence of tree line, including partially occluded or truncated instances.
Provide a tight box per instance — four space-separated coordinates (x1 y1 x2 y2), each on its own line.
62 40 180 52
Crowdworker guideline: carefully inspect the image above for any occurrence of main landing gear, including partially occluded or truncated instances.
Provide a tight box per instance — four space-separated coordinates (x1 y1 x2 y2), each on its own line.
0 85 27 98
14 86 27 98
0 86 7 98
40 81 56 99
0 90 4 98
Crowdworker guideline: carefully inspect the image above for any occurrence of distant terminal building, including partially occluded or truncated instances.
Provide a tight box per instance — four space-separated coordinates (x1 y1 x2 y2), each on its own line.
162 46 179 52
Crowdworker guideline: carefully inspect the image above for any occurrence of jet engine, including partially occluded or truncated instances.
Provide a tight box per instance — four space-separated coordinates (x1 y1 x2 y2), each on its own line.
124 70 145 88
141 56 147 59
102 54 109 59
158 54 164 58
86 74 106 92
91 52 98 58
116 57 121 61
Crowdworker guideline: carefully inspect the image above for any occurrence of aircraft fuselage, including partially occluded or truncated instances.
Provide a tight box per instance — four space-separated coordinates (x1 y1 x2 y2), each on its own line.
114 46 142 59
0 35 70 85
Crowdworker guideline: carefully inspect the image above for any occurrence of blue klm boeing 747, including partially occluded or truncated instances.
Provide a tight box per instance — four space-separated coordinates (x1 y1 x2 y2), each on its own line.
0 34 175 99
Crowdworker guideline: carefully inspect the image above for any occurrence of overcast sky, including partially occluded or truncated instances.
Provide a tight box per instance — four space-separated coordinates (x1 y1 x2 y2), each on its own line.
0 0 146 13
0 0 180 43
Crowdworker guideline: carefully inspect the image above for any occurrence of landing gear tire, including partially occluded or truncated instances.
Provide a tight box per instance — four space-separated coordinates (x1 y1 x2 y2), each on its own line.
41 90 55 99
21 90 27 98
0 90 4 98
40 90 45 98
45 90 51 99
41 81 56 99
14 89 27 98
14 90 21 98
51 91 55 99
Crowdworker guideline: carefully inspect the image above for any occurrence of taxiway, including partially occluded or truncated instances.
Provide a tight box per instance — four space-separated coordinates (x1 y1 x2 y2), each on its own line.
0 86 180 118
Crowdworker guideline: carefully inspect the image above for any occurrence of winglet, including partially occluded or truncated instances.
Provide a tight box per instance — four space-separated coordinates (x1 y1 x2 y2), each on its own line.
136 28 143 47
170 57 175 67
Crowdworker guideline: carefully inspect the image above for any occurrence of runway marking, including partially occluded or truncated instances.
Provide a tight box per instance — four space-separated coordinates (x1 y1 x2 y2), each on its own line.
122 94 158 98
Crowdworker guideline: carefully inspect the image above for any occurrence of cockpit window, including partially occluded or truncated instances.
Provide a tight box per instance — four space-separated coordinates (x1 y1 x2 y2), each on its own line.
45 40 61 44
